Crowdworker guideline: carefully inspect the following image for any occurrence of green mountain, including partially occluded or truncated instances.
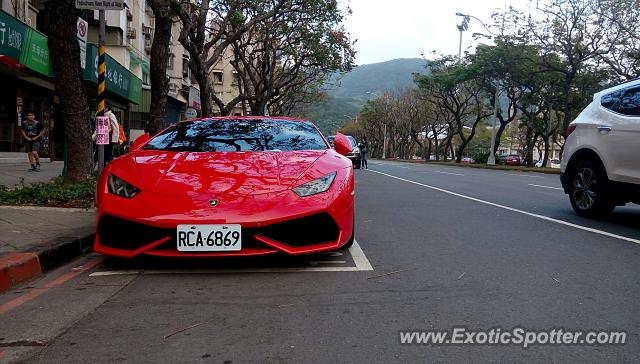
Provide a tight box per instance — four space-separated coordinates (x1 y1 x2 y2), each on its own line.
300 58 428 134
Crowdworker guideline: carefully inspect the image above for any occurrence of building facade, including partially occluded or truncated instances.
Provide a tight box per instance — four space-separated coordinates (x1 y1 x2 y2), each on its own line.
0 0 143 159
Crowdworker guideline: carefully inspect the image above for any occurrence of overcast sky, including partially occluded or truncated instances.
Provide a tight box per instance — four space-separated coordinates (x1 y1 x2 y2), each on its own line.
341 0 530 65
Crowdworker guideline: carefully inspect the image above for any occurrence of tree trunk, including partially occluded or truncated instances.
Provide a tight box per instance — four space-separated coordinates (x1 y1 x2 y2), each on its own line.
147 0 172 134
46 0 93 183
493 122 507 154
542 135 551 167
456 130 475 163
191 58 213 117
525 127 536 168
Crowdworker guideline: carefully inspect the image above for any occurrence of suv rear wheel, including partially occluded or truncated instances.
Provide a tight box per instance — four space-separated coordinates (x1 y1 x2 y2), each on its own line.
568 160 615 218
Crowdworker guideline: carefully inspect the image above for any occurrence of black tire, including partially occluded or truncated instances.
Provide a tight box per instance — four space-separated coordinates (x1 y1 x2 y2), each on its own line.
568 160 615 218
354 158 361 169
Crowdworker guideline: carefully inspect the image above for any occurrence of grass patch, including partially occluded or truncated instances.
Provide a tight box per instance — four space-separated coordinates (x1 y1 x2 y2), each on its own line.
0 176 97 208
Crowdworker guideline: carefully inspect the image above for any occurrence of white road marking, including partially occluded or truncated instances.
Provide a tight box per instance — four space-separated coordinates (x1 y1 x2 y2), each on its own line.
503 172 546 179
89 240 373 276
369 170 640 246
350 239 374 271
436 171 464 176
528 183 564 191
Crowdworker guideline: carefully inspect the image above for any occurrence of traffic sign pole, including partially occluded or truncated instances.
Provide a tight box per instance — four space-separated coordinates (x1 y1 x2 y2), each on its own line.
97 9 106 172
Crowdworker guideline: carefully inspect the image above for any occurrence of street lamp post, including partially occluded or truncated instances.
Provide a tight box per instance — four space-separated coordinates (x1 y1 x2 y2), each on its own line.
488 85 500 165
455 12 502 165
382 123 387 159
455 13 470 61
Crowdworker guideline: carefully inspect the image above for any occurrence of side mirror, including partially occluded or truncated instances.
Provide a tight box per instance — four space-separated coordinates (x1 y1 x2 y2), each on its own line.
333 132 352 156
130 133 150 151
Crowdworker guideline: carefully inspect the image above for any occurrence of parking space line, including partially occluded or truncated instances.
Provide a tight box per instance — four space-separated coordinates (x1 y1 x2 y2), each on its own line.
528 183 564 191
350 240 374 270
370 169 640 246
89 241 373 276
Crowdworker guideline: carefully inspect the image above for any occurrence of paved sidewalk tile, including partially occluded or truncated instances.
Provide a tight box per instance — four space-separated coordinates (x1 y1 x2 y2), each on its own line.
0 162 63 187
0 206 95 255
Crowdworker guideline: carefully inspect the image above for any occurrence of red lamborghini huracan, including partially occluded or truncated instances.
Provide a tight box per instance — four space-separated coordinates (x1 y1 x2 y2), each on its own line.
94 116 355 257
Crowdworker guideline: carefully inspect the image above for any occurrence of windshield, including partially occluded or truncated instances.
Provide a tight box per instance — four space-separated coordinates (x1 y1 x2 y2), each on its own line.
144 118 328 152
347 136 358 148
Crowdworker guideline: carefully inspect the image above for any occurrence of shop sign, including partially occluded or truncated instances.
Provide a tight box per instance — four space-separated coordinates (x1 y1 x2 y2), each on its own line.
0 10 52 76
83 44 142 104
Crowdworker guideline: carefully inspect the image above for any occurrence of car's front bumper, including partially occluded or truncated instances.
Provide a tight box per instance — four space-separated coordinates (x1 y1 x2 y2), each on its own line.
94 169 355 258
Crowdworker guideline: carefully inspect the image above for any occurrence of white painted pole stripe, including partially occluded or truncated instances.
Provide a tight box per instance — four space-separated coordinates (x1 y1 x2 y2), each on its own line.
528 183 564 191
370 170 640 245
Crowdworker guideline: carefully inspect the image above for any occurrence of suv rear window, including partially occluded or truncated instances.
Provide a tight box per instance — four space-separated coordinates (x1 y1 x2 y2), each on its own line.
601 86 640 116
144 118 328 152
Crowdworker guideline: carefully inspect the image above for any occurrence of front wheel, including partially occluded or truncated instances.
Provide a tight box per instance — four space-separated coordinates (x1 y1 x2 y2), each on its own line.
568 160 615 218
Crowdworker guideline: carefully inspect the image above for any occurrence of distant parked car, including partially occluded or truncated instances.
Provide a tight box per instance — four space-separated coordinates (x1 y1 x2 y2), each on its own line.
505 154 522 166
536 159 561 168
328 135 361 169
461 156 474 164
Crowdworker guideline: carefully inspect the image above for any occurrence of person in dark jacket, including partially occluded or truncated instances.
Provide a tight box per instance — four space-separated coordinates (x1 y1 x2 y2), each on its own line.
359 137 368 169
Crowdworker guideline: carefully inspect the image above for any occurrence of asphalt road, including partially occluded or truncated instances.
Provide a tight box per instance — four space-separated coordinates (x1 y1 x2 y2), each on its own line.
2 160 640 363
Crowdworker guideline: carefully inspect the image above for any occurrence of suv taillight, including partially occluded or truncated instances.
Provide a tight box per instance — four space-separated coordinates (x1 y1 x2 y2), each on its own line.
566 124 577 137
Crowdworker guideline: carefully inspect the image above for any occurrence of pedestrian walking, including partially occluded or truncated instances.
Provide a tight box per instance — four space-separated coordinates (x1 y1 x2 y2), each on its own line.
20 111 45 171
359 137 368 169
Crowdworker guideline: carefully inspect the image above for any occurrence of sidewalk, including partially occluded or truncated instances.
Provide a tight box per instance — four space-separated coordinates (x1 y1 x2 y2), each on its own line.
0 160 95 292
0 152 51 165
0 159 63 187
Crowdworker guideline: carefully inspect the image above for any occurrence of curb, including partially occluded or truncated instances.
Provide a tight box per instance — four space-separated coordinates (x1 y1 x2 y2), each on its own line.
0 234 94 293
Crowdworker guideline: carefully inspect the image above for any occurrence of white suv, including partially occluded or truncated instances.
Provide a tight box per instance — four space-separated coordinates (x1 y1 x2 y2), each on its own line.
561 79 640 217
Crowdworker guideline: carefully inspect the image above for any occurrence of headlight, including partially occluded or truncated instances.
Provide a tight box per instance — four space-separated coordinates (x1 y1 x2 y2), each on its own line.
108 174 141 198
292 172 336 197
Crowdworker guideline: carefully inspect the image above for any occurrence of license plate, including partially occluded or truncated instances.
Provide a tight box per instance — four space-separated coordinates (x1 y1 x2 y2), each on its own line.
176 224 242 251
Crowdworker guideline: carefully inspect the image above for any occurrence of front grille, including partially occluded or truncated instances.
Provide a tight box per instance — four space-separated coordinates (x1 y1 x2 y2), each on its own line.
99 215 173 250
99 213 339 252
254 213 339 247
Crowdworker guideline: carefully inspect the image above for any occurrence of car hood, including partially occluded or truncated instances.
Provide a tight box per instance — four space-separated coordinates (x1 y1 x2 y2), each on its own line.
129 150 328 197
